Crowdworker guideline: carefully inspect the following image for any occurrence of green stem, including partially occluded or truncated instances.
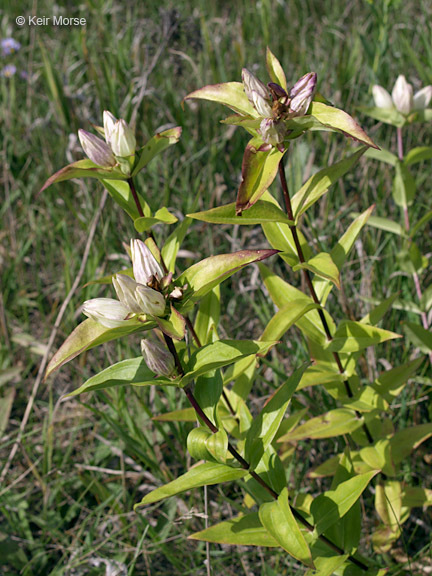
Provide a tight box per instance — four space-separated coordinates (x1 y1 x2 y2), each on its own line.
278 160 374 445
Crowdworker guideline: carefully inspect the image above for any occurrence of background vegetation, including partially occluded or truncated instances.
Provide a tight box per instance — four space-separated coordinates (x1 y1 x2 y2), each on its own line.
1 0 431 574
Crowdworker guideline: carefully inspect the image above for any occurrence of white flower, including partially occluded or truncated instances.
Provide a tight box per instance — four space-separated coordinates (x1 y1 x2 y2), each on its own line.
413 86 432 110
109 119 136 157
78 130 116 167
103 110 117 144
112 274 143 314
141 339 175 376
373 76 432 116
372 85 393 109
258 118 286 146
82 298 132 328
135 285 166 316
392 75 413 115
242 69 273 118
130 239 164 285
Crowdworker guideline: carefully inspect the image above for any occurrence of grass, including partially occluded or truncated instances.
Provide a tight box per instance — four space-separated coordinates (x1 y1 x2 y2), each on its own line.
1 0 431 574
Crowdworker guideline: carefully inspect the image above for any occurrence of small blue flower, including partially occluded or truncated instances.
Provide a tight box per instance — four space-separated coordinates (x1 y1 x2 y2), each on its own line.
1 64 17 77
1 38 21 56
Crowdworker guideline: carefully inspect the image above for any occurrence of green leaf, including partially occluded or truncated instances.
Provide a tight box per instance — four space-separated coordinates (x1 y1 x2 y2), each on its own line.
154 306 186 340
279 409 363 441
185 82 257 116
40 159 126 193
135 462 247 507
305 554 348 576
245 365 306 469
362 215 404 236
342 387 388 413
397 242 426 275
364 147 398 166
311 471 377 535
161 217 192 273
402 487 432 508
187 426 228 463
310 102 378 148
390 423 432 464
266 47 287 91
360 294 399 326
372 357 424 401
45 319 150 379
375 481 402 528
236 139 285 214
134 207 178 233
325 321 401 353
101 179 149 220
259 488 313 567
180 340 276 386
189 512 278 547
410 210 432 239
65 357 177 398
358 106 405 128
131 127 182 176
188 199 293 226
153 407 196 422
194 286 220 346
179 249 278 305
260 300 320 341
404 146 432 166
291 148 366 220
403 321 432 353
194 370 223 426
0 388 15 437
393 161 416 207
294 252 340 288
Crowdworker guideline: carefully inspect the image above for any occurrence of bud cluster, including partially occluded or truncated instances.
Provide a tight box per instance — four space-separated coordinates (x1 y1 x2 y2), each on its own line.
78 110 136 170
241 68 317 147
373 75 432 116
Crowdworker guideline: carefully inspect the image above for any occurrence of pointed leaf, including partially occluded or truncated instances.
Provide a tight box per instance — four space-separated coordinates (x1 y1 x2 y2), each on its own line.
40 159 125 192
390 423 432 464
393 161 416 207
365 147 398 166
260 300 320 341
185 82 257 116
134 207 178 233
402 487 432 508
404 146 432 166
153 407 196 422
188 199 293 226
237 139 285 214
154 306 186 340
325 321 401 353
135 462 247 507
279 408 363 442
294 252 340 288
102 178 148 219
359 105 405 127
403 321 432 353
310 102 378 148
362 215 404 236
266 47 287 91
161 217 192 273
259 488 313 567
372 357 424 401
131 127 182 176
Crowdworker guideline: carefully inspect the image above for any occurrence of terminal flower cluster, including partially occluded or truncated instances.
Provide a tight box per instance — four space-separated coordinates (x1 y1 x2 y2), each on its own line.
373 75 432 115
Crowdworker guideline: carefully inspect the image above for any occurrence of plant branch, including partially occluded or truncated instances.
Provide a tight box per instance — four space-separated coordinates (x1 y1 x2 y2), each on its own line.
278 160 374 445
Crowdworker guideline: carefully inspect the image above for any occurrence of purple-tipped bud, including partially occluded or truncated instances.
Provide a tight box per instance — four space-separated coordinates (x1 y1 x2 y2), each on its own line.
82 298 131 328
413 85 432 111
258 118 286 146
141 339 175 377
391 75 413 115
109 119 136 157
135 285 166 316
268 82 288 99
130 239 164 285
112 274 142 314
242 68 273 118
289 72 317 117
78 129 116 167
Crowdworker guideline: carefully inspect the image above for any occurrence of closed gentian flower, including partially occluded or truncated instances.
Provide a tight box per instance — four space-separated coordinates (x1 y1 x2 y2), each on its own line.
289 72 317 117
1 38 21 56
82 298 132 328
259 118 286 146
372 85 393 109
141 338 175 377
413 86 432 110
130 239 164 285
112 274 143 314
135 285 166 316
242 69 273 118
109 119 136 157
373 76 432 116
103 110 117 144
78 129 116 167
392 75 413 115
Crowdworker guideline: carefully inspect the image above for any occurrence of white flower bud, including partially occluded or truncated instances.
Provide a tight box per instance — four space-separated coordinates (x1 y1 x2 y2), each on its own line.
413 85 432 110
372 85 393 109
392 75 413 115
289 72 317 117
78 130 116 167
103 110 117 144
130 239 164 285
135 285 166 316
242 68 273 118
109 119 136 157
258 118 286 146
112 274 142 314
82 298 131 328
141 339 175 376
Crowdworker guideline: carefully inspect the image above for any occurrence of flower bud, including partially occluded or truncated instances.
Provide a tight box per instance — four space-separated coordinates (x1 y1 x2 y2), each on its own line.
372 85 393 109
242 68 273 118
135 285 166 316
103 110 117 143
258 118 286 146
112 274 142 314
109 119 136 157
82 298 131 328
289 72 317 117
413 85 432 110
130 239 164 285
78 130 116 167
391 75 413 115
141 339 175 377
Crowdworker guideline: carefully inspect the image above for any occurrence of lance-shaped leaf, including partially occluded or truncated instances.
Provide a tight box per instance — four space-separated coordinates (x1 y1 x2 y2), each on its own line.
190 512 278 547
311 471 377 535
375 481 402 528
266 47 287 91
402 487 432 508
293 252 340 288
260 299 320 342
372 357 424 401
102 179 148 220
135 462 247 508
161 216 193 273
393 161 416 208
403 322 432 353
134 207 178 233
359 105 406 128
365 147 398 166
236 139 286 214
390 423 432 464
245 365 306 469
45 319 151 379
259 488 314 567
188 199 293 226
310 102 379 149
180 340 276 386
404 146 432 166
178 249 278 305
153 305 186 340
279 408 363 442
153 407 196 422
40 159 126 192
131 127 182 177
291 148 366 220
65 357 178 398
184 82 257 116
324 320 401 353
